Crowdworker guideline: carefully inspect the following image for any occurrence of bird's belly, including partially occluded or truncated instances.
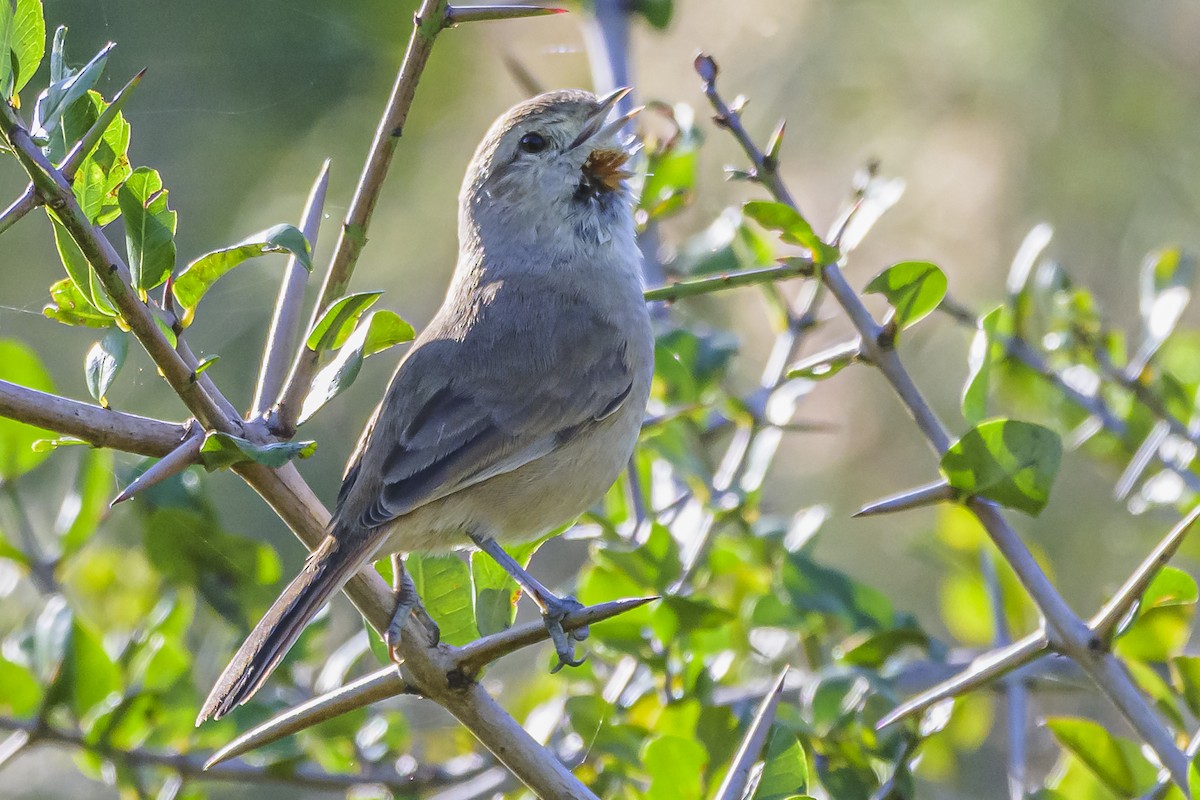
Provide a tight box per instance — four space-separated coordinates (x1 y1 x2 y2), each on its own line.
380 407 640 553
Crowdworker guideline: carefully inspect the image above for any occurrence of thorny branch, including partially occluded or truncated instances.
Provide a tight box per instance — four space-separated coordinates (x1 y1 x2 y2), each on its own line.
694 52 1192 789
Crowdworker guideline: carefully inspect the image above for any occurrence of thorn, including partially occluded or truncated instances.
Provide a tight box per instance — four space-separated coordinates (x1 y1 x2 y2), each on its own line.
712 667 790 800
110 425 204 506
502 52 545 96
203 666 408 768
445 4 567 25
724 166 757 182
1090 502 1200 639
453 596 658 674
58 68 146 182
764 119 786 162
876 631 1049 730
853 480 954 518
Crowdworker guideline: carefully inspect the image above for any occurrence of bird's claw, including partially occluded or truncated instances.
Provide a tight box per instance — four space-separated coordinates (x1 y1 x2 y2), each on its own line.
543 594 588 672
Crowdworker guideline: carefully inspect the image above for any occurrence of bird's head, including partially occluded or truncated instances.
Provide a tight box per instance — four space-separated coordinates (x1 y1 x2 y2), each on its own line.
461 88 641 250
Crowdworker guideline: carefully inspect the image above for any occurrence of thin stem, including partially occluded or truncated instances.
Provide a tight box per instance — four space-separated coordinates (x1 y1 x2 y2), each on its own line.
642 260 813 303
0 715 455 792
2 481 58 594
982 550 1027 800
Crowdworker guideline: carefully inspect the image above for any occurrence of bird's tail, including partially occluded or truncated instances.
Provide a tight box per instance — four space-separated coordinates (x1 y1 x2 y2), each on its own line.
197 533 374 724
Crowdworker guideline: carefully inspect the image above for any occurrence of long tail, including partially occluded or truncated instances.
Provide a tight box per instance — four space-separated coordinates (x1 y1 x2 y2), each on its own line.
197 534 373 724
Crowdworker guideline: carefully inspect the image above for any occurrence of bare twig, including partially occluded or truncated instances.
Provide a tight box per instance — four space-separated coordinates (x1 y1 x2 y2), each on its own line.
0 380 187 457
694 54 1191 787
981 549 1028 800
643 260 814 303
253 160 330 417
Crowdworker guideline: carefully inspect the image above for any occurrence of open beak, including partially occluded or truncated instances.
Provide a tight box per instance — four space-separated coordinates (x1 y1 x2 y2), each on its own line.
571 88 644 192
569 87 642 150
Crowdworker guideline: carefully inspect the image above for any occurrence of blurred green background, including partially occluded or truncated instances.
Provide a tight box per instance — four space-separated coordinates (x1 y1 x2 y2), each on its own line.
4 0 1200 796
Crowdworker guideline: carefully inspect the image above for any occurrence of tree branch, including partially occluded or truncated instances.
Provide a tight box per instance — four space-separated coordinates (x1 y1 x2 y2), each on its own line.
694 54 1191 788
0 379 187 457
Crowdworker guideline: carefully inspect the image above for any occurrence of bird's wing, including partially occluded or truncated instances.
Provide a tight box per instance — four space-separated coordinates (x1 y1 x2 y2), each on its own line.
333 287 635 533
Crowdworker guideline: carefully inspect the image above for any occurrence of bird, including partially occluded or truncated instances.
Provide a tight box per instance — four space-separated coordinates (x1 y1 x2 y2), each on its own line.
198 87 653 723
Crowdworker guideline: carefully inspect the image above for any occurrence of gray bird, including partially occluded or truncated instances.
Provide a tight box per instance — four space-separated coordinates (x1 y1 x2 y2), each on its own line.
198 88 653 723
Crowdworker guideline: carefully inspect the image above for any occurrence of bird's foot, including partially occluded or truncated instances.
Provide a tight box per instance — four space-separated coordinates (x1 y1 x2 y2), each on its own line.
385 561 441 662
543 594 589 673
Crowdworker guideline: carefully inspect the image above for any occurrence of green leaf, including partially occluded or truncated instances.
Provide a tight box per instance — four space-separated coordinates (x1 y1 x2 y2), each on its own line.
59 447 113 558
48 212 106 313
639 107 698 221
117 167 177 293
408 554 476 646
787 349 857 381
643 735 707 800
31 35 113 144
752 727 808 800
1139 247 1194 351
1172 656 1200 718
84 328 127 407
1044 717 1137 796
299 309 414 424
71 91 132 226
10 0 44 97
470 538 546 637
864 261 947 329
360 309 415 356
962 306 1006 424
0 654 42 715
634 0 673 29
197 431 316 471
142 508 281 628
0 0 14 100
306 291 383 352
940 419 1062 515
0 339 56 479
43 277 114 328
172 223 312 321
65 618 121 722
1116 567 1197 661
742 200 839 265
194 354 219 375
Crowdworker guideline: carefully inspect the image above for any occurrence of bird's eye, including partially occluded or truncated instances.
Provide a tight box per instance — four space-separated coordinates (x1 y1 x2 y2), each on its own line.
518 132 549 154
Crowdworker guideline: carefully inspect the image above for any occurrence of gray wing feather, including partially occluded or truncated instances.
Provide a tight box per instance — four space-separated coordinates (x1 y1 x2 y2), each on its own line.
333 283 634 534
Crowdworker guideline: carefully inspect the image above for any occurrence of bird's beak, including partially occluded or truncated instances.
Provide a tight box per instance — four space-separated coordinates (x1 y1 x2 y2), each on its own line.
569 87 643 150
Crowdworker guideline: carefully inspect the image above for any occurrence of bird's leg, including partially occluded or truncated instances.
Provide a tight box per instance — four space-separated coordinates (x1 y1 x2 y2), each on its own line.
469 533 588 672
385 553 440 661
